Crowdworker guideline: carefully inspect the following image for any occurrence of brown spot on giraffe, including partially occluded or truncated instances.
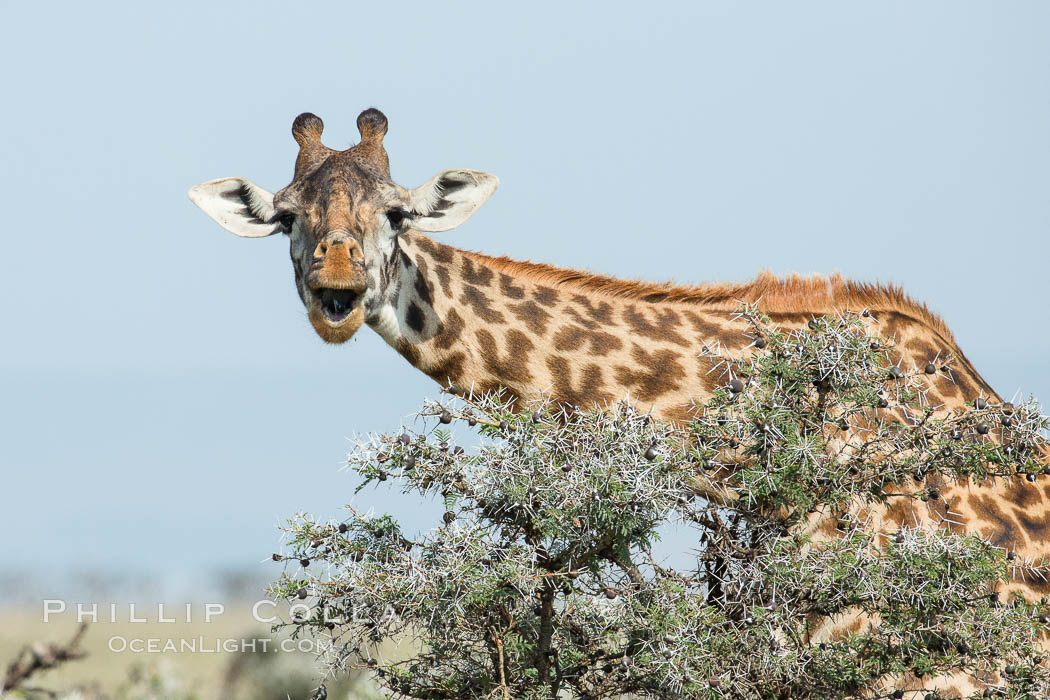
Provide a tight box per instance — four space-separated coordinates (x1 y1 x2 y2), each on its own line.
461 257 494 287
432 309 465 351
546 356 612 409
499 273 526 299
614 345 687 403
622 305 689 347
460 285 506 324
552 325 623 356
532 285 559 307
476 328 535 387
508 300 552 337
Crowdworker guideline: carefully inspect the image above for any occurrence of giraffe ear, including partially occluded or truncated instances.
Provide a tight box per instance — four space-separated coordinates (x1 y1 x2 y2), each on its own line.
408 170 499 233
188 178 281 238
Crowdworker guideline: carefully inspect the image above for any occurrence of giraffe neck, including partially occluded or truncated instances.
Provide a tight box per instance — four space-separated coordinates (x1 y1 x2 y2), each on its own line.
369 231 998 420
367 232 759 417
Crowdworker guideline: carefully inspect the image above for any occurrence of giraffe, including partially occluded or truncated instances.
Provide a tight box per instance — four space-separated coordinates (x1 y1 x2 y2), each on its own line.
190 109 1047 697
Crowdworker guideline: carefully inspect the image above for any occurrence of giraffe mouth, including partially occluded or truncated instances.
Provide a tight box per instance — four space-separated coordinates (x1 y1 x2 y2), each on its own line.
318 288 361 324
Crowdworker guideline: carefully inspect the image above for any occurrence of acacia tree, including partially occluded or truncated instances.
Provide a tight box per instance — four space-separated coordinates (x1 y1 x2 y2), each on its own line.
271 308 1050 699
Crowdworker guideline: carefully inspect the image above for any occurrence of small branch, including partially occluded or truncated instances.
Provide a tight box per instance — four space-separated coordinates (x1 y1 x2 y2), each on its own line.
2 622 88 692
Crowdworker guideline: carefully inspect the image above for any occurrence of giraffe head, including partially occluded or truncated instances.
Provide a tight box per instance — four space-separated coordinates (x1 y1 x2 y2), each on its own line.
189 108 498 343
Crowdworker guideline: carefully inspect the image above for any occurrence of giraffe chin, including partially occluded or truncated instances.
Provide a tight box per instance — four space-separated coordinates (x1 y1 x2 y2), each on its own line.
308 305 365 344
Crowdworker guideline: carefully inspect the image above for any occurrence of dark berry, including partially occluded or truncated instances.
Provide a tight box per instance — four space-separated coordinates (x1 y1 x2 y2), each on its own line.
974 398 988 409
729 378 745 394
927 489 939 500
532 411 541 423
808 319 819 330
1041 615 1050 624
862 309 871 317
1003 402 1014 413
976 422 990 435
500 420 509 431
604 587 617 599
1001 416 1012 427
1027 472 1037 482
439 411 452 424
300 558 310 568
404 455 416 469
753 337 767 349
924 363 936 375
888 366 903 379
399 433 411 445
644 445 658 461
951 429 962 440
272 553 282 562
1007 551 1017 561
468 417 477 427
443 511 455 524
297 588 307 600
892 691 904 699
878 397 889 408
870 341 880 350
338 523 348 534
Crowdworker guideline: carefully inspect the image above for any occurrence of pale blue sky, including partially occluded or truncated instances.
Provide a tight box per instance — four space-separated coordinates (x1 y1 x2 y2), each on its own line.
1 2 1047 590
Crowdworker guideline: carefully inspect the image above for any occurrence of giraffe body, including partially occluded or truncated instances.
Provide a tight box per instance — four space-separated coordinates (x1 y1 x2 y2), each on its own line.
190 109 1047 698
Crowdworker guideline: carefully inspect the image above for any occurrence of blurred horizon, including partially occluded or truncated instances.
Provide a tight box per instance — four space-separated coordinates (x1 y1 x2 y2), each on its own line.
1 1 1048 597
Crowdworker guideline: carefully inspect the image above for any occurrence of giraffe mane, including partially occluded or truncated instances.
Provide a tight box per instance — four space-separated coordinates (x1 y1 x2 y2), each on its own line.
458 249 956 342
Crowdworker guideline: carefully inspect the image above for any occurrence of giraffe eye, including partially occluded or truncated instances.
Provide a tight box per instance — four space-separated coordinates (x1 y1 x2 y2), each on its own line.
275 212 296 232
386 209 408 231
